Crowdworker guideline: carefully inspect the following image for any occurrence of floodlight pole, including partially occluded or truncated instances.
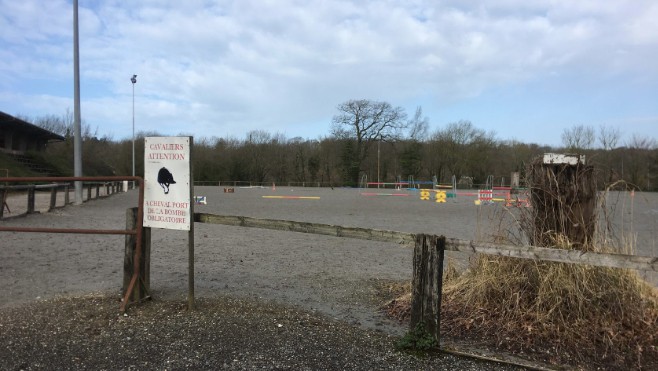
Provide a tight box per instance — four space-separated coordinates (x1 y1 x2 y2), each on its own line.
377 137 381 189
73 0 83 205
131 75 137 183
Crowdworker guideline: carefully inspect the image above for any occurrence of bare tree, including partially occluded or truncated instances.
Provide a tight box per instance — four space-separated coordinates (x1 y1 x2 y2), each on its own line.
626 134 657 150
331 99 408 184
407 106 429 141
331 99 408 141
27 108 98 139
246 130 271 144
598 125 621 150
561 124 595 150
597 125 622 183
241 130 272 182
431 120 496 183
624 134 657 189
25 114 68 137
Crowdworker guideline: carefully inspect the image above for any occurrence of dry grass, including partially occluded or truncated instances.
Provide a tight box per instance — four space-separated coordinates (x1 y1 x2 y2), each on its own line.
440 256 658 369
383 252 658 370
379 281 412 323
382 172 658 369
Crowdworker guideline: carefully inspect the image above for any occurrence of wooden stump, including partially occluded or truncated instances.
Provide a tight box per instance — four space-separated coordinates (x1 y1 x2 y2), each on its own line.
410 234 446 344
529 154 597 249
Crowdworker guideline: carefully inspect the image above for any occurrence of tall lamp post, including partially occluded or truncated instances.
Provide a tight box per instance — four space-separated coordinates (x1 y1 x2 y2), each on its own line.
377 137 380 189
73 0 83 204
131 74 137 182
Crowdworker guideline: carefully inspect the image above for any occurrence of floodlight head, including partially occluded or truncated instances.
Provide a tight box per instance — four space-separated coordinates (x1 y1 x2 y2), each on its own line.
131 75 137 84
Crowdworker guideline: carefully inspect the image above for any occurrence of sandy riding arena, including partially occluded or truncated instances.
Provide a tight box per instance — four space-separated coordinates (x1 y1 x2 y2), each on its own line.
1 186 656 369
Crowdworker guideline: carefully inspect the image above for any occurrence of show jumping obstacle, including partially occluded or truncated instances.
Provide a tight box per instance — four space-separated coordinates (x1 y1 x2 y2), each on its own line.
262 196 320 200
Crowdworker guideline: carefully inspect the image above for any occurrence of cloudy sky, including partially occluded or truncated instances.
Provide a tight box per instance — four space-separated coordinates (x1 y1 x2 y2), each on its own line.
1 0 657 147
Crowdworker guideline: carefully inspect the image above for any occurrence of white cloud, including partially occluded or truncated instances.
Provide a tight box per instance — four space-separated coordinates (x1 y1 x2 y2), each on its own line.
0 0 656 143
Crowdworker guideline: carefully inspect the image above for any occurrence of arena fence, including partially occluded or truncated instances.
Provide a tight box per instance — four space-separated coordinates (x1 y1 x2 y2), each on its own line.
192 212 657 344
1 180 128 219
0 176 146 313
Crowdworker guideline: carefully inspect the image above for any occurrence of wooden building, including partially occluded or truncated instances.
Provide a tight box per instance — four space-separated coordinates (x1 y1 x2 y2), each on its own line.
0 111 65 155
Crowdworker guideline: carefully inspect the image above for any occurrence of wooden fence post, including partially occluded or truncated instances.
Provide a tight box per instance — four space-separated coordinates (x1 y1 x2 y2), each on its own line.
123 207 151 303
49 185 57 211
1 188 8 217
27 185 35 214
410 234 446 345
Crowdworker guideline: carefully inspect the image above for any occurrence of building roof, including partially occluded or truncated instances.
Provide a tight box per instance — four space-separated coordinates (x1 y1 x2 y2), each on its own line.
0 111 66 141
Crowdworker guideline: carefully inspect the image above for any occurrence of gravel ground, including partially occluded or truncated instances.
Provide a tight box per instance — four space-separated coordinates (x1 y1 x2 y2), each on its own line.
1 186 655 370
0 293 532 370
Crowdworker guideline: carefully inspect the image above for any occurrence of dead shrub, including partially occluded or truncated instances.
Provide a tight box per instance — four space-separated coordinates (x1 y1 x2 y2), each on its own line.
441 255 658 369
381 164 658 369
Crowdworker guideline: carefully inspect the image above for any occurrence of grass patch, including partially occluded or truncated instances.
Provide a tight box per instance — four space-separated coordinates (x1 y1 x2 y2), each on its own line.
396 322 438 351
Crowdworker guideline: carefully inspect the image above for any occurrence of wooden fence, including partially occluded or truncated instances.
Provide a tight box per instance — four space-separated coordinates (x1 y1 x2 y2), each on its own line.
194 213 657 272
1 181 125 219
190 212 657 344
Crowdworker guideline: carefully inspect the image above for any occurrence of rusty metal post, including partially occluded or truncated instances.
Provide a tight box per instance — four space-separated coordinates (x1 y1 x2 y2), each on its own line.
121 178 145 313
123 207 151 303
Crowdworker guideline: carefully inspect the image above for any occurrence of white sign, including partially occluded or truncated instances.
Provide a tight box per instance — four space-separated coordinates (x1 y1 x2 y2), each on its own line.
143 136 192 230
543 153 586 165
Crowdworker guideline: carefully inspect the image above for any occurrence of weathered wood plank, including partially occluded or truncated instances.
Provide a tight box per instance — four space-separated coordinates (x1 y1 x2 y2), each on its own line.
195 212 657 272
49 186 57 210
27 185 35 214
445 238 658 272
195 213 416 245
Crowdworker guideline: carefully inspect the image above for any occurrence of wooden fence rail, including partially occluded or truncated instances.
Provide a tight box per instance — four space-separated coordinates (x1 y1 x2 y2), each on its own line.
195 213 658 273
0 181 125 219
194 212 656 346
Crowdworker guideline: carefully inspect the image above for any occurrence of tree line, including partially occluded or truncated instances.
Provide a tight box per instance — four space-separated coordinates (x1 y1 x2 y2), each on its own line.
26 100 658 190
